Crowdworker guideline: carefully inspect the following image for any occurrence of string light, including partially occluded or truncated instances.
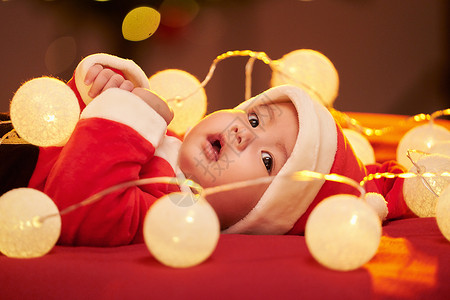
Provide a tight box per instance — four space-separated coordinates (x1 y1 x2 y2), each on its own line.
396 122 450 170
270 49 339 107
148 69 207 135
305 194 381 271
436 185 450 241
1 47 449 270
144 192 220 268
9 77 80 147
1 167 449 267
331 108 450 138
152 49 448 148
0 188 61 258
402 153 450 217
167 49 340 107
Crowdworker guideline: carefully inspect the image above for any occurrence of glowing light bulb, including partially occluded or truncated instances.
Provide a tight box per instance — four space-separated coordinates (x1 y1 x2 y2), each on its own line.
403 154 450 217
122 6 161 42
396 123 450 170
436 184 450 242
143 192 220 268
0 188 61 258
430 141 450 158
305 194 381 271
148 69 207 135
271 49 339 107
10 77 80 147
343 129 376 165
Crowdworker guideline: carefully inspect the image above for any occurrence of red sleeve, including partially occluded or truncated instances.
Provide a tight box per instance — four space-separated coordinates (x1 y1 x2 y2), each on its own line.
43 118 178 246
365 161 413 220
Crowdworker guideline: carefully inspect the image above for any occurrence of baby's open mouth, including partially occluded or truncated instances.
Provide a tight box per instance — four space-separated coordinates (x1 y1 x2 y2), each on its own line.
203 135 223 161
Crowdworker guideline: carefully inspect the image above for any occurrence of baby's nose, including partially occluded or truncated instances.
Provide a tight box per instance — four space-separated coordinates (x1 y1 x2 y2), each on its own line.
230 125 253 151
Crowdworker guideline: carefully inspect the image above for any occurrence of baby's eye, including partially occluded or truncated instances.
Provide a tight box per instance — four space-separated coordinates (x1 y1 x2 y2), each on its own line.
262 152 273 174
248 112 259 128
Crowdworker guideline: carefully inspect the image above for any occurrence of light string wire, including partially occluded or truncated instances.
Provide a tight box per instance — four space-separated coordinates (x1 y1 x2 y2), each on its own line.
166 50 275 104
29 166 450 228
163 49 449 137
405 149 441 197
0 120 13 145
36 170 376 226
331 107 450 137
0 129 19 145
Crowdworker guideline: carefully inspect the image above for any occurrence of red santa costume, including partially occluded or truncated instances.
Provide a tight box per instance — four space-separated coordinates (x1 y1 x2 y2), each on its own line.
28 54 183 246
24 54 410 247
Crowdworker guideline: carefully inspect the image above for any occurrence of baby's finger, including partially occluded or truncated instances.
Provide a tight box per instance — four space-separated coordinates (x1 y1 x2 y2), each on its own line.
88 68 115 98
101 73 127 92
84 64 104 85
119 80 134 92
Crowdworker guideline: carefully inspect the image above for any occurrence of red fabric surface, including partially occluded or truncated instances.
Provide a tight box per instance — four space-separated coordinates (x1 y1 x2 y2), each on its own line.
1 218 448 299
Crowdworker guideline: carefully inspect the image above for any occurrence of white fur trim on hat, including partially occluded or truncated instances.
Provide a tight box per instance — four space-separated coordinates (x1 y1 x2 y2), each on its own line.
80 88 166 147
223 85 337 235
75 53 150 106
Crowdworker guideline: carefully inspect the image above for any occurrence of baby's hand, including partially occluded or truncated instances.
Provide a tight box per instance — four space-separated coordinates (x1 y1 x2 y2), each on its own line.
84 64 134 98
132 88 174 125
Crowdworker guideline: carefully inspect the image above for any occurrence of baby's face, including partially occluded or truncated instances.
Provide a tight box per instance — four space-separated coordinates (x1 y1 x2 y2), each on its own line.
178 101 298 229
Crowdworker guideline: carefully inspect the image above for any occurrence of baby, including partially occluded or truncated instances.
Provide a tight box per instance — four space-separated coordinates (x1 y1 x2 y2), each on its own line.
8 54 410 246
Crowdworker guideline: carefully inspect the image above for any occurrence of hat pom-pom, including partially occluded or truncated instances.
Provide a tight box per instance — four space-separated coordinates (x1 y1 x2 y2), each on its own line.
364 192 388 221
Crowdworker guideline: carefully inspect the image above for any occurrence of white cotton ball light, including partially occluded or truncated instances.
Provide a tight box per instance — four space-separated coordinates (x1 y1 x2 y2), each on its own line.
271 49 339 107
10 77 80 147
343 129 376 165
0 188 61 258
429 141 450 158
396 123 450 170
305 194 381 271
143 192 220 268
436 184 450 242
148 69 207 136
403 154 450 217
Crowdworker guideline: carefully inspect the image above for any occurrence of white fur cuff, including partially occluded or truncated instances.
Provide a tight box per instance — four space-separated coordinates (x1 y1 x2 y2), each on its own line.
80 88 166 147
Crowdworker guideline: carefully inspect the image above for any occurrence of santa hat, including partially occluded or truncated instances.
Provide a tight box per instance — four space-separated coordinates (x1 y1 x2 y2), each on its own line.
222 85 369 235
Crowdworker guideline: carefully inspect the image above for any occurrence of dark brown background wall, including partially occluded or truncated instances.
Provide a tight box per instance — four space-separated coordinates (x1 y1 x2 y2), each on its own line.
0 0 448 115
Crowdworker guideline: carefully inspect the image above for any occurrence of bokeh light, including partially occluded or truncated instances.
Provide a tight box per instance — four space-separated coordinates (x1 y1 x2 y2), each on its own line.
45 36 77 75
122 6 161 41
0 188 61 258
148 69 207 135
10 77 80 147
403 153 450 217
305 194 381 271
143 192 220 268
159 0 199 28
